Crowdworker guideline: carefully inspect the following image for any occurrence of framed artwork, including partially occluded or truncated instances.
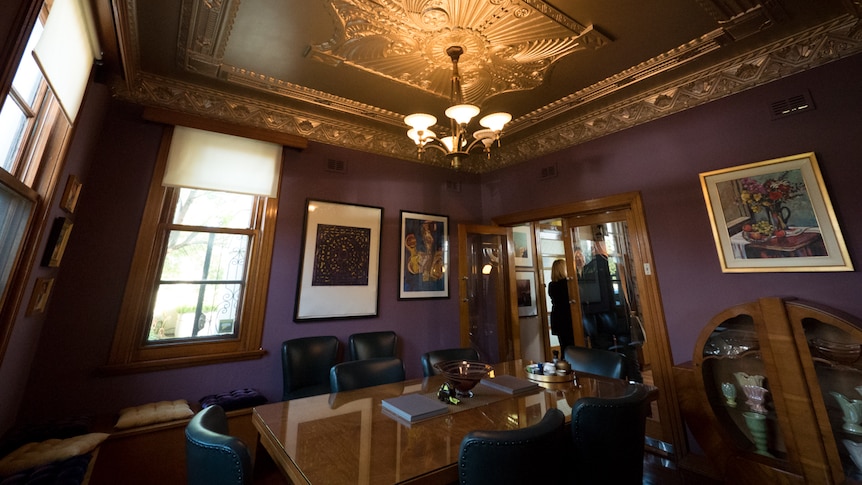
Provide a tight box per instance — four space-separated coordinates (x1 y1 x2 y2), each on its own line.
26 277 55 315
41 217 74 268
515 271 538 317
700 152 852 272
399 211 449 299
512 224 534 267
60 174 82 213
294 199 382 321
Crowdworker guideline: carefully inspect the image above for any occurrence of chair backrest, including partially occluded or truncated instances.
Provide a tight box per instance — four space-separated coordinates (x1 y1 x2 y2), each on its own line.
281 336 341 400
420 348 480 377
563 345 625 379
348 331 398 361
330 357 405 393
569 383 651 485
458 408 565 485
185 405 252 485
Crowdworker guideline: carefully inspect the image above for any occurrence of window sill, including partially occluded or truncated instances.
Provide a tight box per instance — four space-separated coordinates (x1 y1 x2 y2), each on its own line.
98 349 267 375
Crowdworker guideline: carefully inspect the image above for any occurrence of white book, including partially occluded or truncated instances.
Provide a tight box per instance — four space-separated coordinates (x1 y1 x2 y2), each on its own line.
381 393 449 423
480 375 541 395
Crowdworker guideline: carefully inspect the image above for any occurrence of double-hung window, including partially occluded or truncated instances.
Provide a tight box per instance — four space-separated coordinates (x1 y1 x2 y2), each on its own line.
106 125 283 372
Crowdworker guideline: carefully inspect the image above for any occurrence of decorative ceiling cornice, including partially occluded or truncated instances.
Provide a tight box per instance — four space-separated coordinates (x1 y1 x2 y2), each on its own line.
497 14 862 168
110 1 862 173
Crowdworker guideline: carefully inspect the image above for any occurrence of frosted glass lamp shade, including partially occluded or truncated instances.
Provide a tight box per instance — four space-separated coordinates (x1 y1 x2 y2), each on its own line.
404 113 437 131
479 112 512 132
445 104 480 125
407 128 435 144
440 136 457 152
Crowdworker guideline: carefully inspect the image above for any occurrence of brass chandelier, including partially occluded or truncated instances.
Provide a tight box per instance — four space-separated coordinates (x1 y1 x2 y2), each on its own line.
404 46 511 170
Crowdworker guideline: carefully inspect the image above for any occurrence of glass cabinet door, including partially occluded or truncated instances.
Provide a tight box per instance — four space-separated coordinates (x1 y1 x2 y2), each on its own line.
700 308 790 462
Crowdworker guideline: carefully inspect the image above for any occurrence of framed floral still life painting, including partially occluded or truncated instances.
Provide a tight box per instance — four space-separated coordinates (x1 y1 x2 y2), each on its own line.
700 152 852 272
294 199 383 321
399 211 448 299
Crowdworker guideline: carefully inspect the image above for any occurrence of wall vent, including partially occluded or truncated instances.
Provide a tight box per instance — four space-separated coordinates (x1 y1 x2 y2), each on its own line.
326 159 347 173
445 181 462 193
770 92 814 119
540 163 558 180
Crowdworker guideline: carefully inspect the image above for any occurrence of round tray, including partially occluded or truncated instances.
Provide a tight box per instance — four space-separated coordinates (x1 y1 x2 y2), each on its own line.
524 365 576 383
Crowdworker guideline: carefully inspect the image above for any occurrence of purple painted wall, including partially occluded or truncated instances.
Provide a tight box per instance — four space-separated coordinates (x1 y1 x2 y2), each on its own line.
18 101 483 420
6 32 861 427
482 53 862 364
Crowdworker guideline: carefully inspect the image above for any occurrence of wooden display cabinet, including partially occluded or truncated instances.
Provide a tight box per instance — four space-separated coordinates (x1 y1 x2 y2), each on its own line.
674 297 862 484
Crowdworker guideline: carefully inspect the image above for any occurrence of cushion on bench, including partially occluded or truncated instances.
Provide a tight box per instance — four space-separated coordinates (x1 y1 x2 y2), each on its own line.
114 400 193 430
0 433 107 478
199 388 267 412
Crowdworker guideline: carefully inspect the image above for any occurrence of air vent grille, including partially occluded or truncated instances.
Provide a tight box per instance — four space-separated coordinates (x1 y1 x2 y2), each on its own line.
326 159 347 173
445 181 461 193
770 92 814 119
540 164 558 180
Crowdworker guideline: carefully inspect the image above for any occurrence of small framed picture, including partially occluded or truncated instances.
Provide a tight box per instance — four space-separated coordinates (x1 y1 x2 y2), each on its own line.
399 211 449 299
26 277 55 315
512 224 534 267
41 217 74 267
516 271 538 317
60 175 82 213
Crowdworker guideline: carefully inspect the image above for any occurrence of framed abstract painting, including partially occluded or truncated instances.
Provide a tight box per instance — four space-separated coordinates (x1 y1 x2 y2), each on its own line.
294 199 383 321
399 211 448 299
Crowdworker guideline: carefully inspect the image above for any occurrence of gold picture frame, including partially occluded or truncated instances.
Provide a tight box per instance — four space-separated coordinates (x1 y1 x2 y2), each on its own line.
60 174 82 213
26 277 55 315
700 152 852 272
41 217 74 267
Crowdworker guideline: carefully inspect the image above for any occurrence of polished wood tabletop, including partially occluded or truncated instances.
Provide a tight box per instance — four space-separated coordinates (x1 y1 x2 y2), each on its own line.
253 359 641 485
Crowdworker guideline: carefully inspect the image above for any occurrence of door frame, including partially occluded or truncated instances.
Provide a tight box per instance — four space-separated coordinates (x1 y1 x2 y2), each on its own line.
491 191 685 456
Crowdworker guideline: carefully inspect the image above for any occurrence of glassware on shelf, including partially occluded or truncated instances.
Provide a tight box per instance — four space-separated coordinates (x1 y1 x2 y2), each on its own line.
810 337 861 364
743 412 774 457
742 385 769 414
831 392 862 435
721 382 737 407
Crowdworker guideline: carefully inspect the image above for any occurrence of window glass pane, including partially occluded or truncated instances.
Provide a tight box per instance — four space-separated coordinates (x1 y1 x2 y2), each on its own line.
11 21 45 108
0 104 27 172
0 181 34 306
173 188 255 229
149 282 241 341
161 231 248 281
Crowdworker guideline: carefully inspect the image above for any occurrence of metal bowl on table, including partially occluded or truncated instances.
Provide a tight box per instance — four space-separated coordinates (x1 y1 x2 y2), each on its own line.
433 360 493 398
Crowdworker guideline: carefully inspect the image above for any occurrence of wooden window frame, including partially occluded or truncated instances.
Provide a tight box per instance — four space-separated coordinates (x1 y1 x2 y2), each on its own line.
103 126 279 373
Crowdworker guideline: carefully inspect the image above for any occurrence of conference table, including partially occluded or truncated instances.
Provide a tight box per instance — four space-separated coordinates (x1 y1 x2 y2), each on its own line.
252 359 648 484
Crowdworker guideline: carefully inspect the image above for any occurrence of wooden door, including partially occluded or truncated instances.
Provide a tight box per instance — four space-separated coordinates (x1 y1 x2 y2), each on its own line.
457 224 520 363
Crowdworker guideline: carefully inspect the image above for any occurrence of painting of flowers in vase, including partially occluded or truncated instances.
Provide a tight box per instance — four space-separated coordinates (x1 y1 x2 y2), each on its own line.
700 152 853 273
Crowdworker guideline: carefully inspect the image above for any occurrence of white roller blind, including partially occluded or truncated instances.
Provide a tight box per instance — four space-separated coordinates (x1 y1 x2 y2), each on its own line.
163 126 282 198
32 0 101 122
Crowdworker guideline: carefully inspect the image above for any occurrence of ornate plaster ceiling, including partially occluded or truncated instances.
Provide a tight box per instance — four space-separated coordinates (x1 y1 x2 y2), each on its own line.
98 0 862 173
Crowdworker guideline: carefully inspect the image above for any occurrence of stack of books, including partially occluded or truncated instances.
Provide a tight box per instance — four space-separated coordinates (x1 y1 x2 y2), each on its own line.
381 393 449 423
480 375 541 395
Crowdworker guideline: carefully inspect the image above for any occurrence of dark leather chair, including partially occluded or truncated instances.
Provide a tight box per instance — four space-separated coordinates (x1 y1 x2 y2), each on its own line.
330 357 405 393
281 336 341 400
347 330 398 360
185 405 252 485
420 348 480 377
458 408 565 484
563 345 625 379
568 383 652 485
